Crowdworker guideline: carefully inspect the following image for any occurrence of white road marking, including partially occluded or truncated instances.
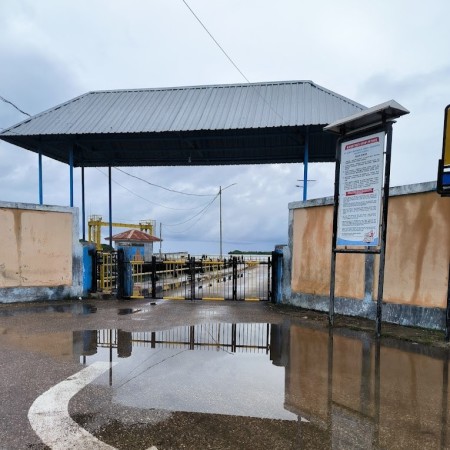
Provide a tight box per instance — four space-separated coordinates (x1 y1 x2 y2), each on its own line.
28 361 118 450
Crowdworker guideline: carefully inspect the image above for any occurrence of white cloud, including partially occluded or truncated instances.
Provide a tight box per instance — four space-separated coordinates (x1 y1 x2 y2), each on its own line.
1 0 449 254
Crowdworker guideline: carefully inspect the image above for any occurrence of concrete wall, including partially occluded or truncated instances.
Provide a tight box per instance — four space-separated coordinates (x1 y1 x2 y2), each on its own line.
0 201 83 302
283 323 449 449
284 182 450 329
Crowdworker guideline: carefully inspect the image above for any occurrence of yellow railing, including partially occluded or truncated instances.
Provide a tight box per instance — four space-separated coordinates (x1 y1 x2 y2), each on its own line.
99 252 115 292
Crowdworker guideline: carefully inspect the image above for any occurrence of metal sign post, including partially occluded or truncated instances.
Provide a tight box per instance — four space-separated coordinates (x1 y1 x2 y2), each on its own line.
437 106 450 341
325 101 409 337
437 105 450 196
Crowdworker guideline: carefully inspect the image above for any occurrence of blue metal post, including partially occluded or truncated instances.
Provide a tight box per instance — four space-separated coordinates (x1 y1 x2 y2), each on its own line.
81 166 86 241
38 152 43 205
303 131 309 202
108 166 113 248
69 147 74 207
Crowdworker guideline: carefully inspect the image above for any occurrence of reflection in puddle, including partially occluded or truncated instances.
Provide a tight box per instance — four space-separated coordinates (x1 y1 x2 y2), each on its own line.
74 321 450 449
0 303 97 317
117 308 141 315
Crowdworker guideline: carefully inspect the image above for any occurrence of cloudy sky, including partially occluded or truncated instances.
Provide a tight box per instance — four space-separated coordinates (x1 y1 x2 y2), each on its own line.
1 0 449 255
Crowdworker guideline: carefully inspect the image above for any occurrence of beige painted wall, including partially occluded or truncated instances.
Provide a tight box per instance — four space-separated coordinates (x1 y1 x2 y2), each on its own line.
291 189 450 309
292 205 365 300
0 208 73 287
375 192 450 307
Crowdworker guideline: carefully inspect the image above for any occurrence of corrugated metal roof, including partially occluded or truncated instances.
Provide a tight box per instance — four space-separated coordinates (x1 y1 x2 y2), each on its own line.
0 80 365 167
1 81 364 136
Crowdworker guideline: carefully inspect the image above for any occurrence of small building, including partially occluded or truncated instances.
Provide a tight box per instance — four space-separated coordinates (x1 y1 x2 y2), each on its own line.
107 229 161 261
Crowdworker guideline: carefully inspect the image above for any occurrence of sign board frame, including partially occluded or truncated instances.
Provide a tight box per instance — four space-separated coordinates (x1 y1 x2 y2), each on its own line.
336 131 385 247
329 122 393 338
437 104 450 196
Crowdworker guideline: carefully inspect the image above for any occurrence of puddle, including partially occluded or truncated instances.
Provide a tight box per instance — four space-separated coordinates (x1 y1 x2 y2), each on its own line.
117 303 158 316
117 308 141 315
2 305 447 449
73 321 450 449
0 303 97 317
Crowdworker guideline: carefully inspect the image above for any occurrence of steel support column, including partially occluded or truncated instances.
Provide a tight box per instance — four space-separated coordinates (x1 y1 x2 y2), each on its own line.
81 166 86 241
329 137 342 326
376 122 393 338
38 152 43 205
303 130 309 202
108 166 113 249
446 263 450 341
69 146 74 207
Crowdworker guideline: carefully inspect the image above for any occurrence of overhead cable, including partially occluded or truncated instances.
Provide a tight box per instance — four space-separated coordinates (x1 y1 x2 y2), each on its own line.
0 95 31 117
180 1 292 129
181 0 250 83
95 168 212 211
163 193 219 228
114 167 215 197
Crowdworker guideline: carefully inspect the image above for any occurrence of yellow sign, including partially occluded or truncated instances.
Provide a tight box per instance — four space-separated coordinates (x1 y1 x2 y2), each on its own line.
444 105 450 166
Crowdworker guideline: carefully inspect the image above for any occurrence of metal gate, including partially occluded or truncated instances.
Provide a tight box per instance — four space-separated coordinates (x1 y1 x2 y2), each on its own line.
90 250 119 294
89 252 274 301
132 255 272 301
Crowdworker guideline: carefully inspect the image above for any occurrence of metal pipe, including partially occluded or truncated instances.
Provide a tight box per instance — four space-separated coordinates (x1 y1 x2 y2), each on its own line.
376 122 393 338
446 263 450 341
219 185 222 258
69 146 74 207
441 350 449 447
108 166 112 250
219 183 237 259
38 152 43 205
329 137 342 327
303 130 309 202
81 166 86 241
334 248 381 255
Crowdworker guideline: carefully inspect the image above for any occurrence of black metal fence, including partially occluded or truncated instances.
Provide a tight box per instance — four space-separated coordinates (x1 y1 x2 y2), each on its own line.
90 253 274 302
133 255 271 301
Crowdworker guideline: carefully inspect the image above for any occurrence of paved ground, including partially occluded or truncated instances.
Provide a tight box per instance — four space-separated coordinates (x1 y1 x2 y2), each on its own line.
0 300 284 449
0 298 448 449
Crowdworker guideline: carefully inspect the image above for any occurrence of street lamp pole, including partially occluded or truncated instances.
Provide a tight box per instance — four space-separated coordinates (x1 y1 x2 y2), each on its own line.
219 183 237 258
296 179 316 201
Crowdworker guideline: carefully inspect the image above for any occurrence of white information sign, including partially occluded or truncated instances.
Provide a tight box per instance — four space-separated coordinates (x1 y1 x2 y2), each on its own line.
337 131 385 247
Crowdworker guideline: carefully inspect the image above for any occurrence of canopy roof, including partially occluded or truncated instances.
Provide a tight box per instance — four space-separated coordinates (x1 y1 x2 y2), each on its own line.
0 80 365 167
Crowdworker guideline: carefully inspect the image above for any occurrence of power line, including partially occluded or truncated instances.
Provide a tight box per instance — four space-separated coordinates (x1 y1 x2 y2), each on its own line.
180 2 293 130
0 95 31 117
181 0 250 83
95 168 211 211
163 193 219 228
114 167 215 197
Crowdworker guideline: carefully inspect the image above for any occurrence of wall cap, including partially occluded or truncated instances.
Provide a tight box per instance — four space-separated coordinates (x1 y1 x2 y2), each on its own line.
0 200 78 214
288 181 437 210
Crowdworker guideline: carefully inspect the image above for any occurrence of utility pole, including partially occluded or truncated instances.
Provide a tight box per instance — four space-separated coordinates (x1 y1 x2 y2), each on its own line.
296 179 316 201
159 222 162 258
219 183 237 258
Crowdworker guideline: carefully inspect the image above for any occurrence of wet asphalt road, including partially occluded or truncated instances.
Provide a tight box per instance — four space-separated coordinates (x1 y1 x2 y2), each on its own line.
0 299 283 450
1 299 449 449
